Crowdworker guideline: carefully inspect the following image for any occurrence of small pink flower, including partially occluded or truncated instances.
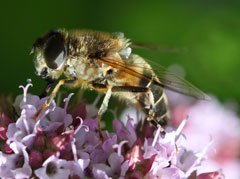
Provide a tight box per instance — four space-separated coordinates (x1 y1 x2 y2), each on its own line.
113 117 137 147
46 130 74 152
35 155 71 179
197 170 224 179
125 139 144 171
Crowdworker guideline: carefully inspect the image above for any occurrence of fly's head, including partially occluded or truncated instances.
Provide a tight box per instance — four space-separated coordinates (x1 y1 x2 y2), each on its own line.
31 30 68 81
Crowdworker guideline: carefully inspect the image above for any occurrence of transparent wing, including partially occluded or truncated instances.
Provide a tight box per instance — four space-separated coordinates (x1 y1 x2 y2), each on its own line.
141 59 209 100
97 56 210 100
131 42 186 53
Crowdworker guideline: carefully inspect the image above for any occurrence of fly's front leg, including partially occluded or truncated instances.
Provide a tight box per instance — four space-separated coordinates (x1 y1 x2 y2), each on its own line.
31 79 76 121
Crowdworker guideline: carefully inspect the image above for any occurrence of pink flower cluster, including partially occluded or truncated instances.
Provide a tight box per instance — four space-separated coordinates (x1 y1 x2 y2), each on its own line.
167 90 240 179
0 83 224 179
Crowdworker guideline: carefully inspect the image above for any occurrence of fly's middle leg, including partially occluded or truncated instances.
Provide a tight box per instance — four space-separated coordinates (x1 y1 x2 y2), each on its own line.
92 83 149 142
97 86 112 142
143 80 169 130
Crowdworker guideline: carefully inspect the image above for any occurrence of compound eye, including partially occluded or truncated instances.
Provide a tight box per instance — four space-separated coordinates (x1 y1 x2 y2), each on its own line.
43 33 66 69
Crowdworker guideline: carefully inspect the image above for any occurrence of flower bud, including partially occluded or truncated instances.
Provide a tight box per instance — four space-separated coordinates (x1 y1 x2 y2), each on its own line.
1 143 13 154
29 150 43 169
43 149 56 160
34 135 46 150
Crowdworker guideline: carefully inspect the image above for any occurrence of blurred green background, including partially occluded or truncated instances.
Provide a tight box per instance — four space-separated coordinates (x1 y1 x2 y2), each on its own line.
0 0 240 110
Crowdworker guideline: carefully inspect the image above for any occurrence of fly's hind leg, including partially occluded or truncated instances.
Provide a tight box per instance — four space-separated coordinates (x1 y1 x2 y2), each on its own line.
146 88 156 122
145 88 166 134
153 88 169 127
145 80 160 126
110 85 165 130
110 85 166 131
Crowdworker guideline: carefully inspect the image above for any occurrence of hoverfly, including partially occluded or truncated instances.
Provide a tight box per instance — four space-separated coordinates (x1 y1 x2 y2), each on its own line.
31 29 208 140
